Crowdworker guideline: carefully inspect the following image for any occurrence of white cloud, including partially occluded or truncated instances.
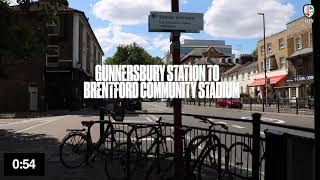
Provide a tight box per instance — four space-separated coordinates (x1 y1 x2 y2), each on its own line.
94 24 148 54
204 0 295 39
92 0 170 25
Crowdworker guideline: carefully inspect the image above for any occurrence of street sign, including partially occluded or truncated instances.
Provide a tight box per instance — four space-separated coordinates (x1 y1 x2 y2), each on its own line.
148 11 203 33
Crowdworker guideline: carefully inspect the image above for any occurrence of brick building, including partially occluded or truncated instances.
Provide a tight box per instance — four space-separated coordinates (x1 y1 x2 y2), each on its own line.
251 30 288 99
0 3 103 112
284 17 313 99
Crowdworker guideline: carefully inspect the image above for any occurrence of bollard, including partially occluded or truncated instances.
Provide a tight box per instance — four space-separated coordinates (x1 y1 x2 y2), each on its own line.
250 98 252 111
296 98 299 115
99 107 105 144
277 97 280 113
252 113 261 180
204 99 206 107
209 100 211 107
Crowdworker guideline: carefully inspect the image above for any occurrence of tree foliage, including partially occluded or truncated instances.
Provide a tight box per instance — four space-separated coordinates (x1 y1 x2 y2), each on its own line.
251 47 258 59
0 0 68 60
104 43 163 65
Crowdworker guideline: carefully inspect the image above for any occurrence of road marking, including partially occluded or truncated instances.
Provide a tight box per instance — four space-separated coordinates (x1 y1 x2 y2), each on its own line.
16 116 68 133
144 116 153 122
217 121 228 125
0 118 42 127
231 125 245 129
150 115 158 121
149 104 167 109
241 117 285 124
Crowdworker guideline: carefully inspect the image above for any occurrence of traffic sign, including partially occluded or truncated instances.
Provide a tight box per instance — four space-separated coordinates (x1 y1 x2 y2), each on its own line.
148 11 203 33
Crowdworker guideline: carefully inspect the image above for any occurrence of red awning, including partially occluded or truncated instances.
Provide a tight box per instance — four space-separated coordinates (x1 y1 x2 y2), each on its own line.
249 75 286 86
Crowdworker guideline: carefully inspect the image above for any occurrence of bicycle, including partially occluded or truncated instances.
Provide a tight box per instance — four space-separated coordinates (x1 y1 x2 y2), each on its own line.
105 117 174 180
185 116 229 180
59 111 127 170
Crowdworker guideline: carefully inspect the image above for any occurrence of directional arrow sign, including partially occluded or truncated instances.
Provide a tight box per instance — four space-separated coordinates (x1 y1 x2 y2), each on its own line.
148 11 203 33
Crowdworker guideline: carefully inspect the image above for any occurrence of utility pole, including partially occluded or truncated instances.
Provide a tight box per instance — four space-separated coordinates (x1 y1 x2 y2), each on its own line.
312 1 319 180
171 0 183 179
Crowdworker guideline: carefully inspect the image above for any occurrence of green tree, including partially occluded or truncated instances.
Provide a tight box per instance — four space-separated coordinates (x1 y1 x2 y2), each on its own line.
104 42 163 65
0 0 68 60
251 47 258 59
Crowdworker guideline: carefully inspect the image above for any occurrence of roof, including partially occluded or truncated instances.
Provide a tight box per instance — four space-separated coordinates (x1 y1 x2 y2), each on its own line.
181 47 229 62
222 61 257 75
287 47 313 59
257 29 287 43
10 3 104 54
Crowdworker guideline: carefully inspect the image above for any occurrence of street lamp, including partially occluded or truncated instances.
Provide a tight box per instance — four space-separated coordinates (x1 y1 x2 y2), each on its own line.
258 12 268 111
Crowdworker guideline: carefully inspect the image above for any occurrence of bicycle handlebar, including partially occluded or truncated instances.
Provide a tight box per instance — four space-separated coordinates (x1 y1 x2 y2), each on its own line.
194 115 229 131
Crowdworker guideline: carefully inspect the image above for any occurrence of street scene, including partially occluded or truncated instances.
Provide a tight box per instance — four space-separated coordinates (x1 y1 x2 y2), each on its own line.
0 0 319 180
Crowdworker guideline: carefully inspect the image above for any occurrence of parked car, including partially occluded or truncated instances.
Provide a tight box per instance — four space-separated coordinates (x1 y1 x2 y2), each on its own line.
215 98 242 108
125 98 142 110
166 99 174 107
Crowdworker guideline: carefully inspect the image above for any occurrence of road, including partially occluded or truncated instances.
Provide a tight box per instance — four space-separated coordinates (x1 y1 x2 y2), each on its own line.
0 101 314 179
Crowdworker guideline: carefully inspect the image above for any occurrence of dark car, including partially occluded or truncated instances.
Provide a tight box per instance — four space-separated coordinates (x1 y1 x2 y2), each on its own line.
215 98 242 108
166 99 174 107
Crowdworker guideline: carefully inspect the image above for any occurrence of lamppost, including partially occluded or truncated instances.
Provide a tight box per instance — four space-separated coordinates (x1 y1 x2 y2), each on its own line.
258 12 268 111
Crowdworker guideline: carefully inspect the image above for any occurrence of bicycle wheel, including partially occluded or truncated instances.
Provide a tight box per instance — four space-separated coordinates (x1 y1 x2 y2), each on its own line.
105 142 139 180
60 133 88 168
104 130 128 153
196 145 225 180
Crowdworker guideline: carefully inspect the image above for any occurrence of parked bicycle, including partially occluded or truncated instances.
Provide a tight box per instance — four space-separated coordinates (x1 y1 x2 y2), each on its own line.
59 110 127 169
104 117 174 180
185 115 229 180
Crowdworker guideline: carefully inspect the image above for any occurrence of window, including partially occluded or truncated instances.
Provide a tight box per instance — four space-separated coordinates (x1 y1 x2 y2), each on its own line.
295 36 302 50
267 43 272 53
242 73 245 80
47 45 59 64
297 64 303 76
280 57 286 69
309 32 313 47
228 76 231 81
260 45 265 55
279 38 285 49
261 62 264 71
291 88 296 98
47 16 59 35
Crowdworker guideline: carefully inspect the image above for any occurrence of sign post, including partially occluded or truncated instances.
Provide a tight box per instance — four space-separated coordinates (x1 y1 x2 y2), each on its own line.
148 1 203 178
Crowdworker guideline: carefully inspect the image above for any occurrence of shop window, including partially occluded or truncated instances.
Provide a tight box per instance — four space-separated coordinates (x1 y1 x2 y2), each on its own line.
291 88 296 98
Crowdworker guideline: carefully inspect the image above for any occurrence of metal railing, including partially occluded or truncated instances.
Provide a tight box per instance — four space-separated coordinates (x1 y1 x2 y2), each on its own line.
184 97 314 115
99 109 314 180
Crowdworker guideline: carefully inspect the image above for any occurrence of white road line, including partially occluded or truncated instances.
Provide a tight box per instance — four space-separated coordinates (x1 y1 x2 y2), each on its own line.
231 125 245 129
144 116 153 122
217 121 228 125
149 104 167 109
0 118 42 127
150 115 158 121
16 116 67 133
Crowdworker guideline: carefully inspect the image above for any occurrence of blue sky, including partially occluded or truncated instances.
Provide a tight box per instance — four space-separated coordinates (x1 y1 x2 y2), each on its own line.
67 0 310 59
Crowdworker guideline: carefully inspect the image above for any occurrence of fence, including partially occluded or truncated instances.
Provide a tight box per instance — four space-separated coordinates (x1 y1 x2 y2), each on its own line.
98 109 315 180
184 97 314 115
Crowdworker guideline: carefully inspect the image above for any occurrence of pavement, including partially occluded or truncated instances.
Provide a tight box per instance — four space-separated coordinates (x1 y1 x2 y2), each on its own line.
0 102 314 179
